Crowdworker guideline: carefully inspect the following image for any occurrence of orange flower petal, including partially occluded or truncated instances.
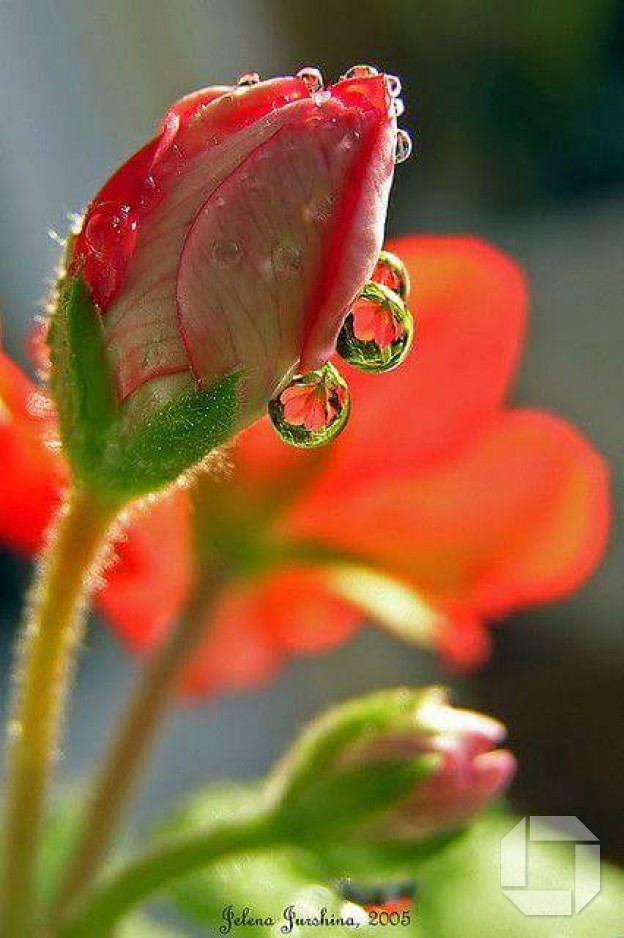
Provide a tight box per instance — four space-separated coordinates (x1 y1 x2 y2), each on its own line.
0 352 66 553
97 489 194 650
259 568 360 652
286 409 611 629
181 568 360 698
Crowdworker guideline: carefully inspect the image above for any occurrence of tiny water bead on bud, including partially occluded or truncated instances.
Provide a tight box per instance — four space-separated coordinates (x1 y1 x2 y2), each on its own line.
210 238 241 268
343 65 380 80
296 67 323 93
394 128 413 164
390 98 405 119
237 72 260 87
268 363 350 449
385 75 402 98
84 201 138 260
271 241 302 275
337 282 414 373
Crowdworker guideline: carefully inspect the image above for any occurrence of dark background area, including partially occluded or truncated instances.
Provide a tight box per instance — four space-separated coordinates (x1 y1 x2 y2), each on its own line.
0 0 622 868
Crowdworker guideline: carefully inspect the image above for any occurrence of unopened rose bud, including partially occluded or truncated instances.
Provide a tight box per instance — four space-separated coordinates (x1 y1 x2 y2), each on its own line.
48 68 405 500
270 688 515 849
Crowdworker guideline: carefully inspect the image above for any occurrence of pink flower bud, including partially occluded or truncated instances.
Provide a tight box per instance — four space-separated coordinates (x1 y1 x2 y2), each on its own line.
353 689 517 839
70 70 399 430
272 688 515 848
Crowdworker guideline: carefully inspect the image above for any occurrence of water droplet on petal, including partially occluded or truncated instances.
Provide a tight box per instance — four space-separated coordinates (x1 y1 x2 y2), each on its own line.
269 363 350 448
85 201 137 260
211 239 241 268
390 98 405 119
385 75 402 97
237 72 260 87
297 67 323 93
338 129 360 151
313 89 332 106
272 241 302 275
372 250 410 300
394 129 413 164
139 174 162 212
343 64 379 80
304 192 334 224
337 282 414 373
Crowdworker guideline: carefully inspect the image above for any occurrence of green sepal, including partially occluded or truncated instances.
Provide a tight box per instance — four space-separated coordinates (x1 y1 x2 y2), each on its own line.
108 372 240 498
273 688 433 804
277 756 437 844
48 274 241 503
48 274 119 484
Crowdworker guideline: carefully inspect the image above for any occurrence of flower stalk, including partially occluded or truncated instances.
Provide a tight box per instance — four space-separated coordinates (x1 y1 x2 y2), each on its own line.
0 486 119 938
48 567 225 922
56 808 278 938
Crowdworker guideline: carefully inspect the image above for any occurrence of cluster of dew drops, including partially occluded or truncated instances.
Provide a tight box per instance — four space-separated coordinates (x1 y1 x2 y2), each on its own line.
266 63 414 450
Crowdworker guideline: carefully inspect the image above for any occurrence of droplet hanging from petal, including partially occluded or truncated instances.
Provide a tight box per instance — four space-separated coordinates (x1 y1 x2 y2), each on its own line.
336 282 414 373
268 363 350 448
394 128 413 164
372 250 410 300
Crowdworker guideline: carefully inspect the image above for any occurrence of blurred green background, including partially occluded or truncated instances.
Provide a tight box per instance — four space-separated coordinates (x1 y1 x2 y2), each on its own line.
0 0 622 906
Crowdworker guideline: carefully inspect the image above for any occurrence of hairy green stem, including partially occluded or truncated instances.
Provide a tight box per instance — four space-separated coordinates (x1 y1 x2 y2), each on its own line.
48 571 223 924
0 487 119 938
56 809 277 938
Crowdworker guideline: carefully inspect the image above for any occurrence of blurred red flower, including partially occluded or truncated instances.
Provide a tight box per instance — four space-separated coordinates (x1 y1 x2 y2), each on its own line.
0 236 611 695
0 345 67 554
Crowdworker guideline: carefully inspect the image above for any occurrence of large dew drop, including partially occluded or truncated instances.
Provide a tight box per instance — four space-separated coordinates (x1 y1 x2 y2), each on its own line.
337 282 414 373
268 363 350 448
